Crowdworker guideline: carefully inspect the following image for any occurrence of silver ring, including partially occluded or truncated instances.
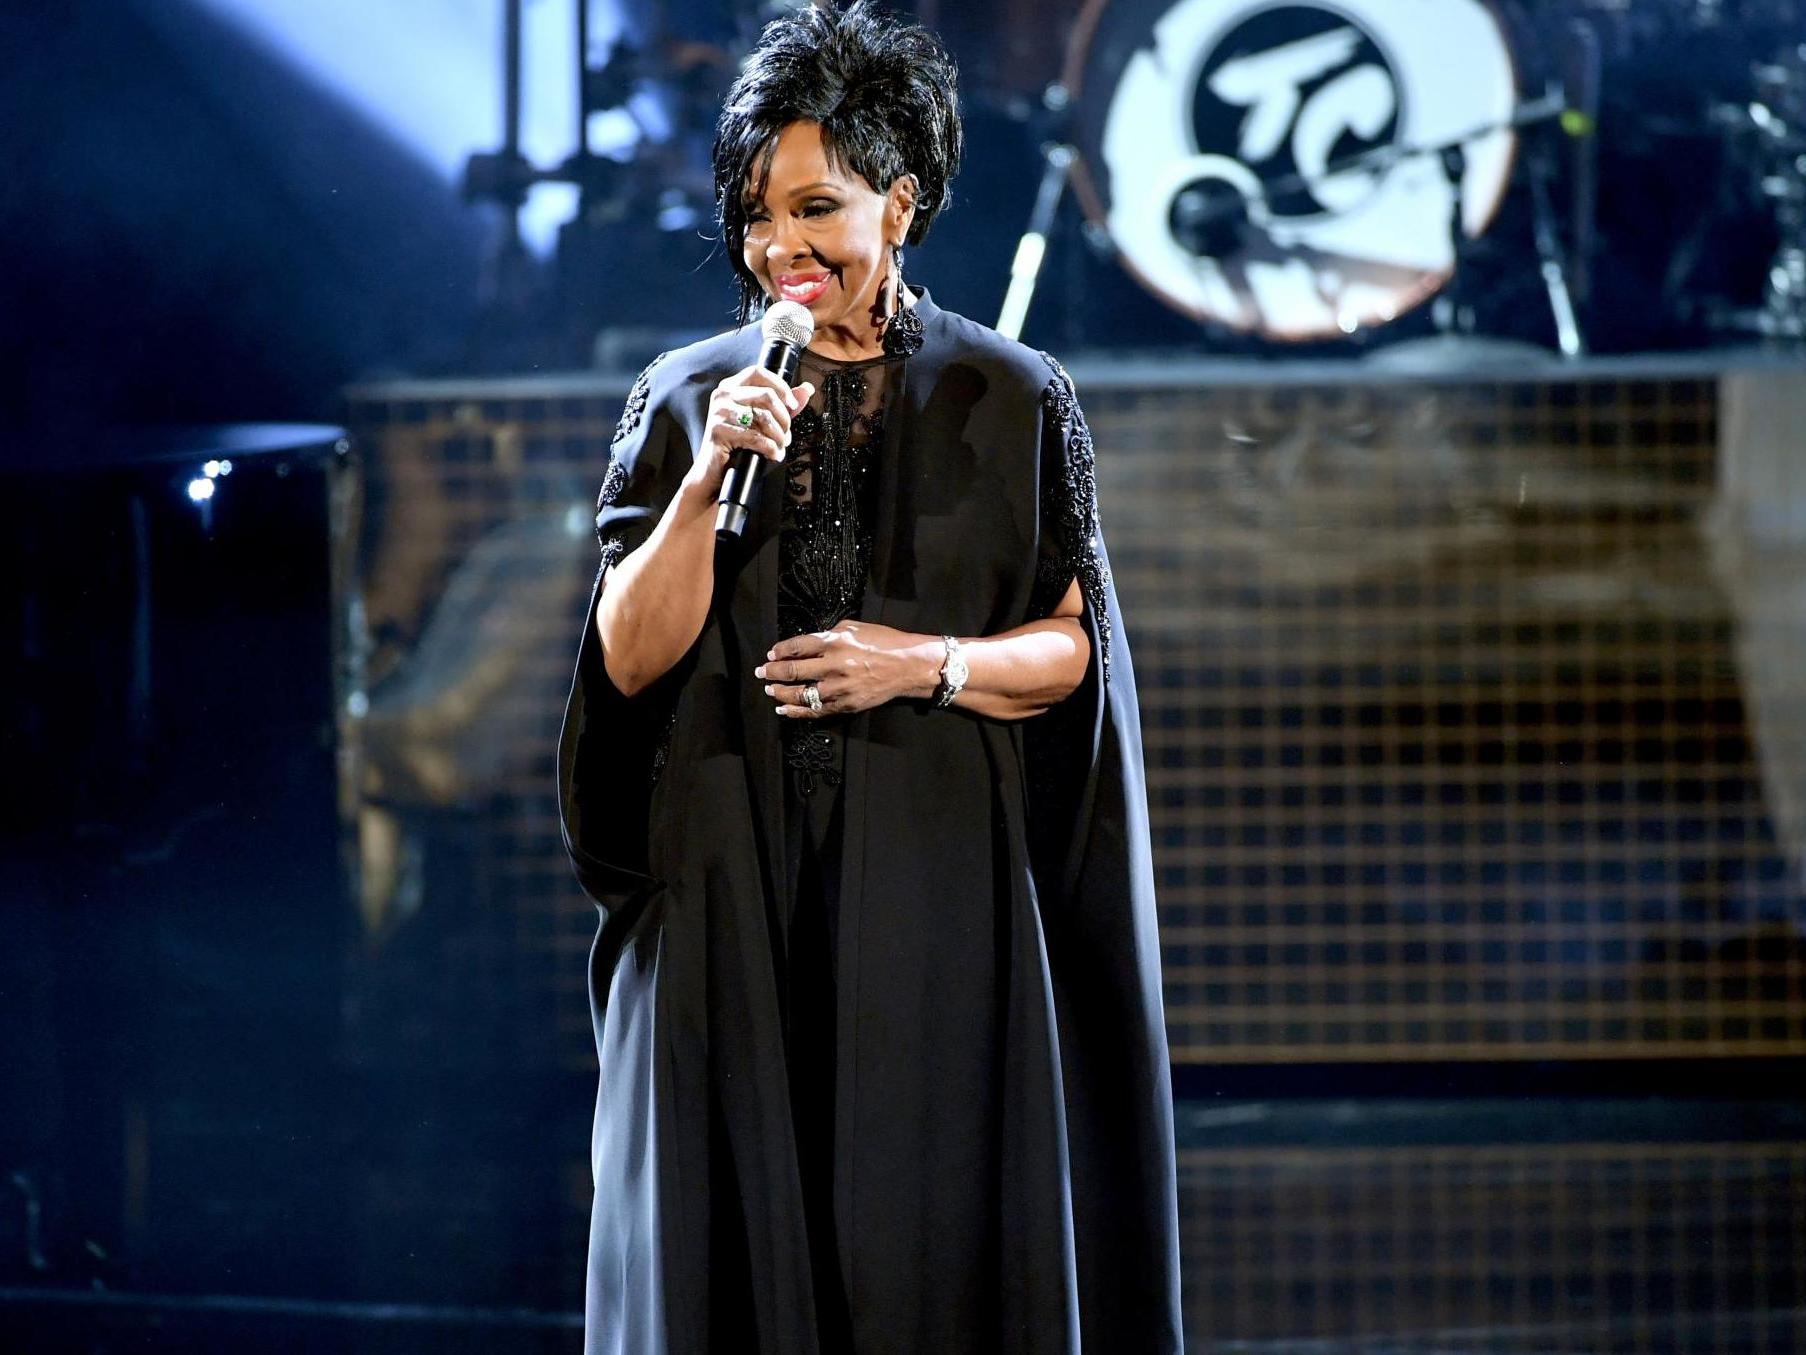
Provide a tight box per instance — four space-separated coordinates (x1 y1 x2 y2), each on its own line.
735 407 755 428
803 682 823 713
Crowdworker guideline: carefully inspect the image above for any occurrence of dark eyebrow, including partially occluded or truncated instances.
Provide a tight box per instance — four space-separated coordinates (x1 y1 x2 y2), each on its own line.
741 180 841 209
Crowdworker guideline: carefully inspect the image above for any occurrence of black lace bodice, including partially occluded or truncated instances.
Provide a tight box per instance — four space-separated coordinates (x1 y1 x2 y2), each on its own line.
776 342 907 798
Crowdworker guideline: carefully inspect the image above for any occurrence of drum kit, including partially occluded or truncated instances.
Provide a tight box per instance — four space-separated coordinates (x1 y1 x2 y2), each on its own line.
464 0 1803 361
985 0 1806 355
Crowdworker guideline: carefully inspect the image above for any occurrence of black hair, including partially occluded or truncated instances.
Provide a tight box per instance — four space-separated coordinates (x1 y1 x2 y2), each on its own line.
712 0 963 326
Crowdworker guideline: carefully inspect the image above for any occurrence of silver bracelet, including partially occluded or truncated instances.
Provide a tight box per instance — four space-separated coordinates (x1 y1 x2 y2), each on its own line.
932 634 968 708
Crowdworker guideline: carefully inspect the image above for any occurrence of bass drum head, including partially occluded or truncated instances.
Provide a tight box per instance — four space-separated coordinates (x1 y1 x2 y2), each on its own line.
1064 0 1521 341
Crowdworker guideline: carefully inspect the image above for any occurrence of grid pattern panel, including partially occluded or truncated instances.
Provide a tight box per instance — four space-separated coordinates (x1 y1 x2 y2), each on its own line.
1178 1140 1806 1352
345 368 1806 1069
343 388 625 1070
1086 375 1806 1062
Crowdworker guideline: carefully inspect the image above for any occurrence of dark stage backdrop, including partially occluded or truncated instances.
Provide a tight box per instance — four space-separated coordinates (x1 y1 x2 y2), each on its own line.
0 1 486 439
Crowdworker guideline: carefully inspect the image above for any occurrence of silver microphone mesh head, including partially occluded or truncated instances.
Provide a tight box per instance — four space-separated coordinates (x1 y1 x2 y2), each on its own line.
761 299 816 349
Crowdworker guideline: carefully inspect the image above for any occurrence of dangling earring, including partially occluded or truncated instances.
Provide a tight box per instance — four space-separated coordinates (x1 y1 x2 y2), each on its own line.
881 241 923 358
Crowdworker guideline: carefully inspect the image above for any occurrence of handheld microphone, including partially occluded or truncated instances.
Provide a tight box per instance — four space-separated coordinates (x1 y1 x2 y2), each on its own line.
716 300 815 540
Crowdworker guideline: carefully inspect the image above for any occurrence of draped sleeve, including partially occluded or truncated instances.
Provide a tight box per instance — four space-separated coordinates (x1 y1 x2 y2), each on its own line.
556 351 691 916
1025 352 1113 683
1019 348 1185 1347
594 352 680 575
1023 351 1120 884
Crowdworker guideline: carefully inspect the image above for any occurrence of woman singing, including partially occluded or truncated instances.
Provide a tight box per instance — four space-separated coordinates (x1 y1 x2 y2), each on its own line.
556 3 1182 1349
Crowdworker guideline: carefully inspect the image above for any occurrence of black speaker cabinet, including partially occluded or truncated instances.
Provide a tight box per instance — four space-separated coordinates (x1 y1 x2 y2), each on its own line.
0 424 356 1299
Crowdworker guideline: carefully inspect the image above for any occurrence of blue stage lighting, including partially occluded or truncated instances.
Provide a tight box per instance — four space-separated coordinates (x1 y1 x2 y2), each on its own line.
193 0 606 252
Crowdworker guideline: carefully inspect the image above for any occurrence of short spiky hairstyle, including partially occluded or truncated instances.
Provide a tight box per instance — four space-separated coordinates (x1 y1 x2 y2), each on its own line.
712 0 963 326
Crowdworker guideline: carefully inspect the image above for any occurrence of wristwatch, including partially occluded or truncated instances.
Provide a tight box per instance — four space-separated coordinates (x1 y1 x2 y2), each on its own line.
932 634 968 708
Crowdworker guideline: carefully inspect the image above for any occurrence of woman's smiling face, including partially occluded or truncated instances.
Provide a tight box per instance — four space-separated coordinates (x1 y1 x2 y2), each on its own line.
741 121 914 356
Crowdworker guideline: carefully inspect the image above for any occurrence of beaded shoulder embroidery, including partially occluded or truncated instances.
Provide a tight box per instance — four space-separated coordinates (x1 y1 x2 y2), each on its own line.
611 350 669 445
594 350 671 571
1035 351 1113 682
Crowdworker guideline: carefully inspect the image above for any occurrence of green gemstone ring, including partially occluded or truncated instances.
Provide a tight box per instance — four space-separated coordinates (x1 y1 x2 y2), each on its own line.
736 407 755 428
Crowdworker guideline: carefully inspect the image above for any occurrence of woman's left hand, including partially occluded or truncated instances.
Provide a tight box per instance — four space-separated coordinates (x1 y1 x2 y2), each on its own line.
755 619 937 717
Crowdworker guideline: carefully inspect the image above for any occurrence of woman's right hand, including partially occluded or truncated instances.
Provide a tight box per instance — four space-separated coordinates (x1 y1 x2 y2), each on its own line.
682 365 816 501
600 367 815 697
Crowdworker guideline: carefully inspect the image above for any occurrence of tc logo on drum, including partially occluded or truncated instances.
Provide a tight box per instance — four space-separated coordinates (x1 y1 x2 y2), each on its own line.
1075 0 1518 339
1193 7 1401 221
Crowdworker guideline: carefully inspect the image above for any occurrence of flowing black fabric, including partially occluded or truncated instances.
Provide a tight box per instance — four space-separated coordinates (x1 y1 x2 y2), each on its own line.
556 287 1182 1354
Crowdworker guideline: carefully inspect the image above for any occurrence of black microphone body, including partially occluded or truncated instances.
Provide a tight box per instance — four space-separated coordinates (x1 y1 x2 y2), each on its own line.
715 326 808 540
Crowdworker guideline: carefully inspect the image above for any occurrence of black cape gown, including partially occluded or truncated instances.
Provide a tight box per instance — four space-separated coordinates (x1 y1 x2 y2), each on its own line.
556 286 1183 1354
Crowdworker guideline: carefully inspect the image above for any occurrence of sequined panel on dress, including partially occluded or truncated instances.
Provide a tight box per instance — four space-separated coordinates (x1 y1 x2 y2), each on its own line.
1034 351 1114 683
594 349 671 575
777 346 902 797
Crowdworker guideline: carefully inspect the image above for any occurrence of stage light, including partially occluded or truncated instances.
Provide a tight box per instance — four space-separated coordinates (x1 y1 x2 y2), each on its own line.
194 0 592 252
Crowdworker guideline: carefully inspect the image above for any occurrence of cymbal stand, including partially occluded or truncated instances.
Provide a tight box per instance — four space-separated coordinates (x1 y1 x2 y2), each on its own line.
1524 125 1586 357
997 133 1075 342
